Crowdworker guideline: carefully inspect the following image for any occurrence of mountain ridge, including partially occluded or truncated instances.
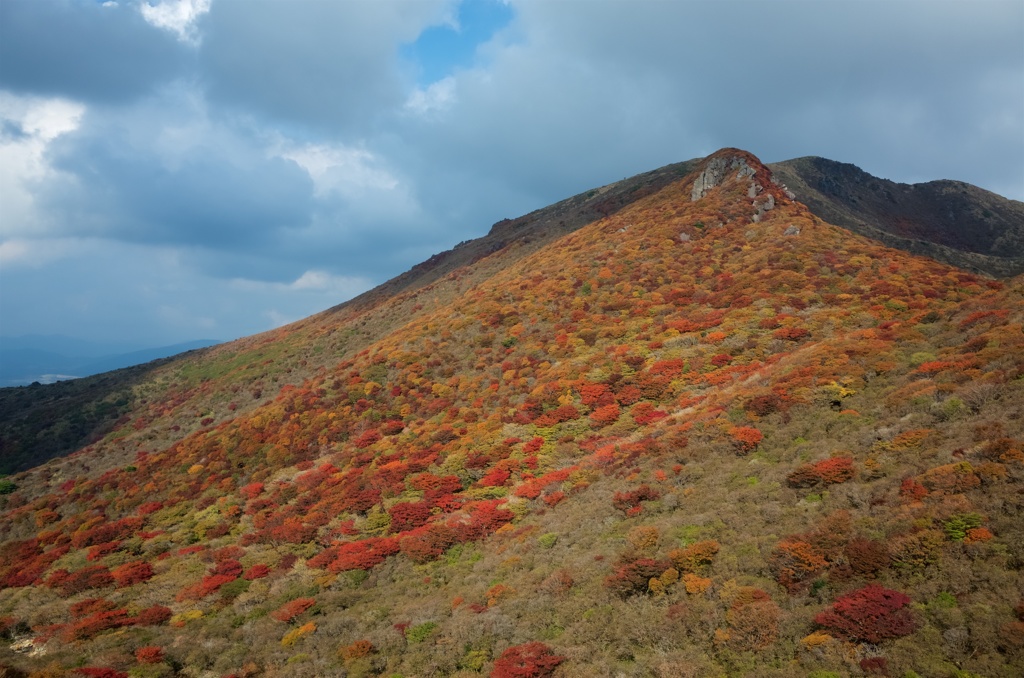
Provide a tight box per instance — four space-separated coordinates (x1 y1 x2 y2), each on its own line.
1 148 1022 677
769 156 1024 277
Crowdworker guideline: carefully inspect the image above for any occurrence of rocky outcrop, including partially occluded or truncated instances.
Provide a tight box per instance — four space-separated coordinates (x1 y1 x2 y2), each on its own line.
690 154 756 201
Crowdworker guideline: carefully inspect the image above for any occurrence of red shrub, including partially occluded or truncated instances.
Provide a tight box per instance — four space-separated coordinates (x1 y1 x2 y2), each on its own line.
491 641 564 678
243 564 271 580
176 573 236 601
745 393 784 416
399 525 457 564
352 429 381 448
729 426 764 452
786 464 820 488
327 537 401 572
132 605 172 626
46 565 114 596
272 597 316 623
478 467 512 487
859 657 889 676
773 327 810 341
210 559 243 578
136 646 164 664
604 558 671 598
111 561 154 588
239 482 264 500
70 517 143 549
631 402 667 426
389 501 434 533
70 598 116 619
579 383 614 407
589 403 621 427
788 457 855 487
542 491 565 507
76 670 128 678
340 639 375 660
213 545 245 562
533 405 580 427
814 584 916 643
844 538 890 577
524 436 545 454
448 500 515 542
381 420 405 436
814 457 855 484
899 477 928 501
612 485 659 514
86 541 122 562
62 609 131 641
710 353 732 367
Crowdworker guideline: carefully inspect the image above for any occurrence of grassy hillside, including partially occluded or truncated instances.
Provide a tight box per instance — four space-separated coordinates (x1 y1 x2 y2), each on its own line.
1 149 1022 677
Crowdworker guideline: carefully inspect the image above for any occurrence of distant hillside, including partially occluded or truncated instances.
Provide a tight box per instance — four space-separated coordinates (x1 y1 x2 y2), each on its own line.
1 149 1022 677
0 342 218 475
769 156 1024 277
0 338 221 387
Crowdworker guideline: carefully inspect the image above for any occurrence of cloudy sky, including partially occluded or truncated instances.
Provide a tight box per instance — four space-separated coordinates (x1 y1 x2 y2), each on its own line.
1 0 1022 348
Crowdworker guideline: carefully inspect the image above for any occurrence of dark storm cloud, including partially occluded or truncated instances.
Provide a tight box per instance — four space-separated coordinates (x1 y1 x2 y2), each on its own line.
38 112 315 249
0 0 188 103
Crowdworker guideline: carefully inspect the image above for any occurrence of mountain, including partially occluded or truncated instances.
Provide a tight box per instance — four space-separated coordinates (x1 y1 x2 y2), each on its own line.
1 149 1022 677
768 156 1024 277
0 338 222 388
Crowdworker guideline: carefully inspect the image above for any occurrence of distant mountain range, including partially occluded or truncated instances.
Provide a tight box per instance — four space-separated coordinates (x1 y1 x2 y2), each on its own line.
0 336 221 387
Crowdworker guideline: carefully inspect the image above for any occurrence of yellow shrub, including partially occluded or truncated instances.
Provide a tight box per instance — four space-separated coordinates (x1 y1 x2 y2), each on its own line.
281 622 316 647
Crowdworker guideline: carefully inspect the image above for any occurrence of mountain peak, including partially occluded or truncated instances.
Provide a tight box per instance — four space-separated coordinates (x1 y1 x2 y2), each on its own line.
689 148 793 223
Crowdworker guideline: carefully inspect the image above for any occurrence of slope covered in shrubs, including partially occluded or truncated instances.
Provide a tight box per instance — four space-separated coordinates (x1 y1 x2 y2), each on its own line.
1 149 1022 677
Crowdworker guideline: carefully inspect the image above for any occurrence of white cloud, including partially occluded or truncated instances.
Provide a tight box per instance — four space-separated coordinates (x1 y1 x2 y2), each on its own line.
230 270 370 297
405 76 457 116
277 142 399 199
139 0 211 45
0 93 85 238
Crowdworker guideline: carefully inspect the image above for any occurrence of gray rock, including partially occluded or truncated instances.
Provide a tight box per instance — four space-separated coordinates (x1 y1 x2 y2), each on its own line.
691 155 755 201
784 225 801 236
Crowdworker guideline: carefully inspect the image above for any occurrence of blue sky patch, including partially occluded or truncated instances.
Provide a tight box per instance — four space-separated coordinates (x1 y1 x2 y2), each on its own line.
402 0 515 85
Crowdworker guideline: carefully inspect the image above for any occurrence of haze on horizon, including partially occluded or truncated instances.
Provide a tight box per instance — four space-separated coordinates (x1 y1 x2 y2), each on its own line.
1 0 1022 349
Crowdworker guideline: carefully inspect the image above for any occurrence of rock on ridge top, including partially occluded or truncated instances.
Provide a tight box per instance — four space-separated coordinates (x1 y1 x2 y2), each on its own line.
689 148 790 203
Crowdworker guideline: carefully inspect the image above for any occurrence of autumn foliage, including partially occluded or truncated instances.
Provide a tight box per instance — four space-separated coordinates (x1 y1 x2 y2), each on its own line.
491 641 564 678
0 149 1021 675
814 584 916 643
272 597 316 623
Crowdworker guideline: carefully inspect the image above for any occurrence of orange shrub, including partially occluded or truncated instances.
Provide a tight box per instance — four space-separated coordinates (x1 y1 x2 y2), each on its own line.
668 540 720 573
339 639 374 660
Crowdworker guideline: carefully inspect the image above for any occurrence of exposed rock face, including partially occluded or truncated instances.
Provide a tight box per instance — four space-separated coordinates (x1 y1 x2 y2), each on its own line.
689 149 788 228
691 154 756 201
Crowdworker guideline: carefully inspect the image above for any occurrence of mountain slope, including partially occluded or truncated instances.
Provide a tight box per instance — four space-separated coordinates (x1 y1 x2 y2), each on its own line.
1 150 1023 677
769 156 1024 277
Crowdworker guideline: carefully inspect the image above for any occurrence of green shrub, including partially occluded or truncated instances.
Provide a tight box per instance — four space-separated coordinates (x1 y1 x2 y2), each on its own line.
406 621 437 644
